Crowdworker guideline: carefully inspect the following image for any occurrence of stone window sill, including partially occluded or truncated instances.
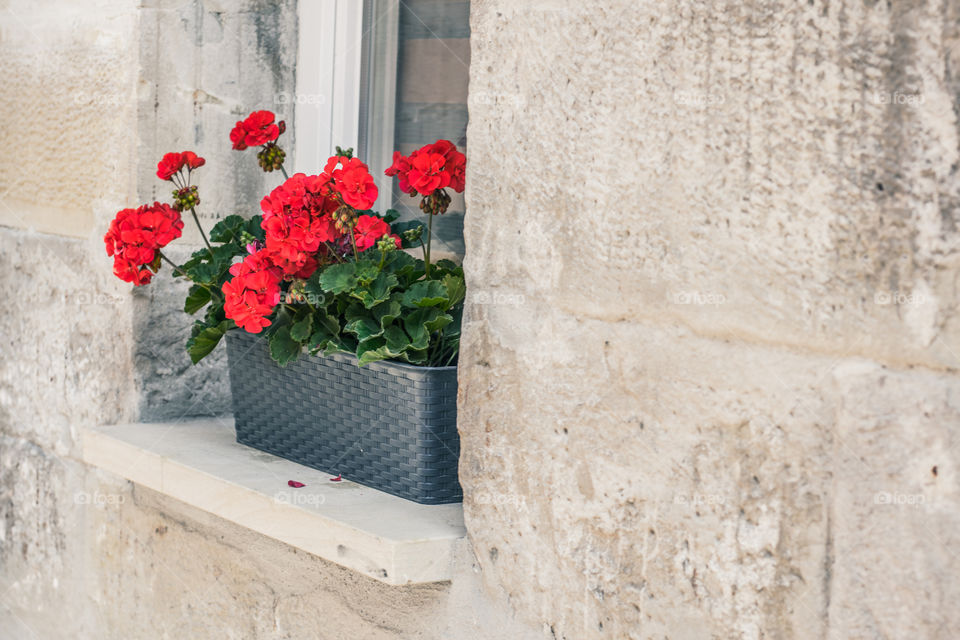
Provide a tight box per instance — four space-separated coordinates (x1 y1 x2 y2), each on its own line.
81 419 465 585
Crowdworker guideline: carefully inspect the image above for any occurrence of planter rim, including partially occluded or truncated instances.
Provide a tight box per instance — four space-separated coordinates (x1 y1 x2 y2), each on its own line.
226 329 459 373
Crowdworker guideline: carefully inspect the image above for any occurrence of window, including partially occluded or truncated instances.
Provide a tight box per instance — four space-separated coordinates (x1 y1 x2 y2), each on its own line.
295 0 470 258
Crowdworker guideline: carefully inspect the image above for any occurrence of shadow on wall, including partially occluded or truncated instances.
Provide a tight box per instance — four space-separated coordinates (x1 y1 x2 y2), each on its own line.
134 0 297 420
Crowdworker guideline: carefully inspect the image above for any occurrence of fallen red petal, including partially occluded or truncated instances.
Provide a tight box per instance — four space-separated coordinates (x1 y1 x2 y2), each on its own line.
287 480 305 488
330 475 342 482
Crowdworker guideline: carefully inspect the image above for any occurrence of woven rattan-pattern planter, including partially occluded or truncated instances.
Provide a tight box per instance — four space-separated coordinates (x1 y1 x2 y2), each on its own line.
225 330 462 504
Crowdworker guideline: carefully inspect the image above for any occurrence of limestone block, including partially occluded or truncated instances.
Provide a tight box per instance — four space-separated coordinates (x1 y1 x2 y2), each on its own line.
830 361 960 639
465 0 960 371
459 313 834 639
0 230 137 454
0 0 140 237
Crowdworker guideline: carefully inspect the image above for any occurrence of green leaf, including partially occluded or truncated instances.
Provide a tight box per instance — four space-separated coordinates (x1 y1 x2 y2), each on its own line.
403 348 430 365
423 311 454 333
304 271 328 304
184 285 212 314
383 325 412 353
354 260 380 285
187 244 244 285
401 280 448 308
307 311 342 353
356 337 406 366
314 311 340 337
208 215 247 243
401 307 454 352
290 315 313 342
434 259 462 276
265 305 293 338
382 251 419 281
318 262 358 294
354 271 398 308
344 315 383 342
269 326 302 367
372 296 403 330
441 274 466 310
186 320 231 364
382 209 400 224
246 215 266 242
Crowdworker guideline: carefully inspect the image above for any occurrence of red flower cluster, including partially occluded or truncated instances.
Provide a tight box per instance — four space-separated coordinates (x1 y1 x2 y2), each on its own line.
221 250 283 333
230 110 284 150
259 172 343 278
157 151 205 181
385 140 465 196
222 156 397 334
104 203 184 286
323 156 379 211
354 215 401 252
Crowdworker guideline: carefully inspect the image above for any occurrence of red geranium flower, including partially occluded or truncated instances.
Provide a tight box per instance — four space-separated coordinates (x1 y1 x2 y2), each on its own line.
444 150 466 193
113 257 154 286
407 152 451 195
334 158 378 210
104 202 184 286
229 125 248 151
353 214 392 252
182 151 205 169
384 151 415 196
156 151 206 181
389 141 465 196
222 250 282 334
230 110 282 150
157 152 184 181
258 173 343 277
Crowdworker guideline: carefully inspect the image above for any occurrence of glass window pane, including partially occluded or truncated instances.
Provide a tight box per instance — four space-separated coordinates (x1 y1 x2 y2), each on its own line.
360 0 470 259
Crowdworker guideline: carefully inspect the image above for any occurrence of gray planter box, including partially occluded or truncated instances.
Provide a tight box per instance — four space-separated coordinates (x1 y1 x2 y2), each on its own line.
225 330 462 504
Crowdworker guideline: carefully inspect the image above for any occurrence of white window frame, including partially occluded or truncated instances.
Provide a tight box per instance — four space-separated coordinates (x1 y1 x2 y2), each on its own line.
294 0 400 212
293 0 364 174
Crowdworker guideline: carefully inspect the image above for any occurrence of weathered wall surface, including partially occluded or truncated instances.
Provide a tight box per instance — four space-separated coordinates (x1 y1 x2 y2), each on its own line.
0 0 142 636
135 0 298 421
0 1 538 638
461 0 960 638
7 0 958 638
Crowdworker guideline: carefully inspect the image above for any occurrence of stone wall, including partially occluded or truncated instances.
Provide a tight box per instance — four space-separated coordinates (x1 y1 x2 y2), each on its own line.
135 0 298 421
4 0 959 638
460 0 960 638
0 1 537 638
0 0 143 636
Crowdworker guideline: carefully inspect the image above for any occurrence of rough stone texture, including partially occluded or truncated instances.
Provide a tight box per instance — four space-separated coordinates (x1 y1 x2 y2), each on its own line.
461 0 960 638
0 0 141 238
7 0 960 637
135 0 298 420
0 1 540 638
0 1 143 632
830 362 960 639
0 230 139 638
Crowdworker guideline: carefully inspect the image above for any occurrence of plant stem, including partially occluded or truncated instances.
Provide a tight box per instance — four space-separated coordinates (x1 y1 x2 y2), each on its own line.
279 164 289 180
157 250 222 301
323 242 346 263
189 207 214 255
157 250 189 278
418 238 427 265
425 212 434 277
348 229 360 262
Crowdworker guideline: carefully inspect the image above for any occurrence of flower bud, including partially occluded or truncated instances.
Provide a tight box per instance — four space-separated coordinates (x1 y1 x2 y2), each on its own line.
402 225 424 243
172 185 200 211
376 235 397 253
257 142 286 172
333 205 358 232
